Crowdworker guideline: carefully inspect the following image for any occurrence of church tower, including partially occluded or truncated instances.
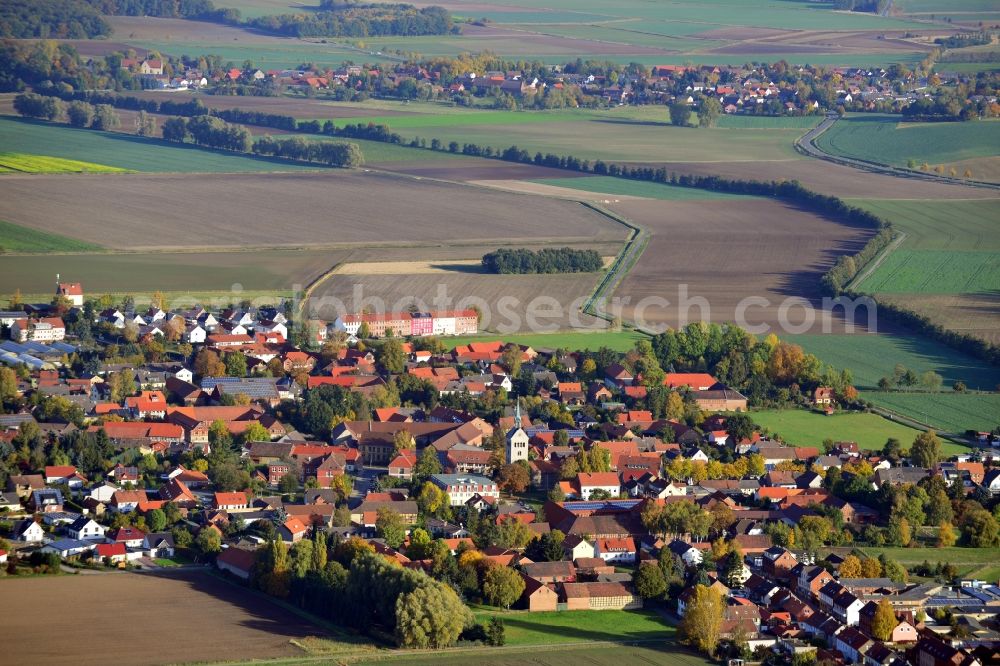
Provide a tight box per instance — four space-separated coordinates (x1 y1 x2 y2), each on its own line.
505 398 529 463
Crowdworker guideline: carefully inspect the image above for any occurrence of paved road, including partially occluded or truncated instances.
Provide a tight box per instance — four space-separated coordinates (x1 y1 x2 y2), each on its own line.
796 115 1000 191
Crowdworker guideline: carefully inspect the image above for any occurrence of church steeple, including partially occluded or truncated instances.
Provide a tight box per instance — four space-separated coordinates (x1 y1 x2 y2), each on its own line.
514 397 522 429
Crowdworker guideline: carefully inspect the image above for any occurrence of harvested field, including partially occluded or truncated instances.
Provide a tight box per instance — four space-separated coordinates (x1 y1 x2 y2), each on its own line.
0 171 624 250
107 15 294 43
653 159 998 200
608 198 872 332
374 160 591 180
333 259 484 274
468 179 645 200
11 38 148 57
4 571 326 666
879 293 1000 346
311 271 610 332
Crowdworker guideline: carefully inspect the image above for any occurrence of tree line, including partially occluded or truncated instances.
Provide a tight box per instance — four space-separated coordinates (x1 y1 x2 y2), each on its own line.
253 135 365 167
1 0 111 39
481 247 604 274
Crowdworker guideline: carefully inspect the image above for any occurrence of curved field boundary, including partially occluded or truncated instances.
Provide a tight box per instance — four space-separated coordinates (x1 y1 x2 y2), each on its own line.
796 115 1000 191
578 202 649 326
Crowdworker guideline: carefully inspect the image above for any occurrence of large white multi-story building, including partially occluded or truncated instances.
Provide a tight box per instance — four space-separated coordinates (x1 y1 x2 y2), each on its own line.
430 474 499 506
10 318 66 343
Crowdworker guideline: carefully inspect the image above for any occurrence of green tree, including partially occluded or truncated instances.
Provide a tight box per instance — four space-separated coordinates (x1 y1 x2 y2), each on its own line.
91 104 120 131
417 481 447 517
196 527 222 554
290 539 314 578
680 584 724 656
394 583 471 648
67 101 94 128
378 337 406 374
634 563 667 599
669 101 691 126
962 509 1000 547
0 366 18 404
871 598 897 641
887 515 912 547
483 565 525 609
376 507 406 549
697 96 721 128
910 431 942 468
146 508 167 533
311 531 328 572
224 352 248 377
414 446 442 480
486 616 506 646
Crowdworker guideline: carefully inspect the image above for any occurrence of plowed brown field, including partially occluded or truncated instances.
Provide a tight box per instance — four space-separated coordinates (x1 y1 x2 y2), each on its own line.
4 571 325 666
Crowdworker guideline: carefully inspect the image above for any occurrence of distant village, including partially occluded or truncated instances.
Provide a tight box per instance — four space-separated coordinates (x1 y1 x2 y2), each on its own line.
2 281 1000 665
107 52 997 118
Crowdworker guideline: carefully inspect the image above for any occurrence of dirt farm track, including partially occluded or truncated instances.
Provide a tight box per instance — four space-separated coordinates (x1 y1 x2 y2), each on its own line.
3 571 325 665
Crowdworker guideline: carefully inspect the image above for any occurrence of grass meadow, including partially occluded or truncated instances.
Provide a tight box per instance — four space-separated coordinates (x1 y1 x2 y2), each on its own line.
750 409 922 451
471 609 676 646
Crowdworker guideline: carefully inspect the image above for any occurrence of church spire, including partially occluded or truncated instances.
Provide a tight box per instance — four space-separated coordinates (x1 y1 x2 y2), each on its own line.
514 396 521 429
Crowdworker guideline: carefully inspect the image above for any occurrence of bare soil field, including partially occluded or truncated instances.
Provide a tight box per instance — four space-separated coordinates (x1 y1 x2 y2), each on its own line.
4 571 325 666
312 271 609 331
608 198 873 332
334 259 484 274
0 171 624 250
652 160 999 200
944 156 1000 184
130 91 417 119
880 293 1000 345
449 25 677 56
705 30 932 55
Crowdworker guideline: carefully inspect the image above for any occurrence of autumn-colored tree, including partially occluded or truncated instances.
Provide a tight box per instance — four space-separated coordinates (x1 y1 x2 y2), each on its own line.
392 429 415 456
766 341 805 384
680 584 724 656
860 557 883 578
165 316 185 342
483 565 525 609
839 554 863 578
498 463 530 494
194 348 226 377
937 521 957 547
871 598 898 641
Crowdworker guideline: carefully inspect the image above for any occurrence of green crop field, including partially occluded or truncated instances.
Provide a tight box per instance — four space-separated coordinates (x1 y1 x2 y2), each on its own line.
445 329 647 353
786 333 1000 390
363 118 805 163
855 250 1000 294
750 409 922 451
816 114 1000 168
531 176 749 200
849 199 1000 252
0 152 131 174
0 117 322 173
0 220 103 254
472 609 675 646
859 391 1000 433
